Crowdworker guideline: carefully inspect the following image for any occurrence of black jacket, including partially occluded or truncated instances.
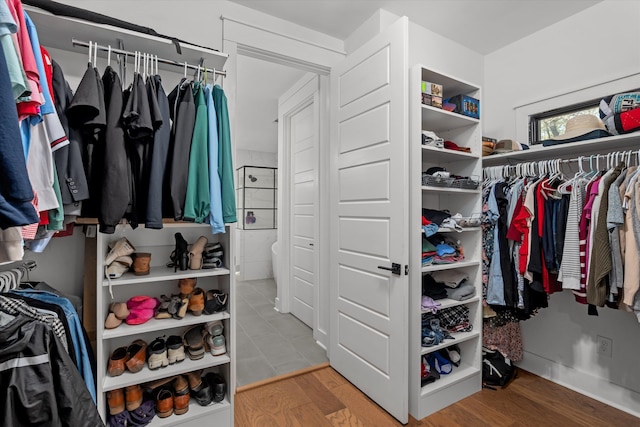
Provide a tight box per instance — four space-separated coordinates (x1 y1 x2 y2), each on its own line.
0 314 104 427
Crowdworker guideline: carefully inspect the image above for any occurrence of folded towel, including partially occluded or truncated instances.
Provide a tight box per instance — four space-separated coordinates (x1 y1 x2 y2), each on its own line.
430 270 469 288
446 283 476 301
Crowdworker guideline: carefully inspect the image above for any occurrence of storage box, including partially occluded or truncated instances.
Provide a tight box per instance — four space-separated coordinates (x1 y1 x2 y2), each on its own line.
422 93 443 108
445 94 480 119
421 81 443 97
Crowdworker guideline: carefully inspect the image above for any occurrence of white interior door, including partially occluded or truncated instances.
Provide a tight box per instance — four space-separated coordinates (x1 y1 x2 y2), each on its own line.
278 75 319 329
329 17 409 423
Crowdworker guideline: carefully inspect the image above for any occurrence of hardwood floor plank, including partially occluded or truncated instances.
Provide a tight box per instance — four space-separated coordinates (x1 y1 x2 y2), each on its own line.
326 408 365 427
285 402 335 426
329 381 403 426
295 372 346 415
452 395 514 427
313 366 349 390
423 406 493 427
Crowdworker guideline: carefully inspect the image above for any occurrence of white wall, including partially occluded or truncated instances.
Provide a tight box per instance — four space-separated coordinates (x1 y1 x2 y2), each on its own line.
484 0 640 416
235 151 278 281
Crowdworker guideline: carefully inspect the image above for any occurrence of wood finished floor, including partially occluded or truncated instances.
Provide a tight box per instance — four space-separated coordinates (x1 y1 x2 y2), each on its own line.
234 366 639 426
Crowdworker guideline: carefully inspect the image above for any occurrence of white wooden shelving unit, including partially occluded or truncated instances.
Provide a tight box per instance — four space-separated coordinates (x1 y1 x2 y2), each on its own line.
22 5 233 426
409 65 483 419
96 223 235 426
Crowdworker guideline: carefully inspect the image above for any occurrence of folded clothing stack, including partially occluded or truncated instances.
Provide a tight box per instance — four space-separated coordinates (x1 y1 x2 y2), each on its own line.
428 270 476 301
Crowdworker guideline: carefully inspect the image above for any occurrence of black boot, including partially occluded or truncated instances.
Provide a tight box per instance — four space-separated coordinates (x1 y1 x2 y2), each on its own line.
172 233 189 272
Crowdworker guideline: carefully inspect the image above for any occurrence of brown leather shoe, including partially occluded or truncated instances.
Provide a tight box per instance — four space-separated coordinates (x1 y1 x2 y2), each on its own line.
108 347 129 377
178 278 196 298
173 391 190 415
188 288 205 316
107 388 125 415
125 384 143 411
125 339 147 373
132 252 151 276
141 375 177 393
155 389 174 418
174 375 189 395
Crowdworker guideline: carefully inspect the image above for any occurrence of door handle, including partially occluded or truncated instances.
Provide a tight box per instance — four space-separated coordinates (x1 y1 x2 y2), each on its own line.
377 263 401 275
309 243 314 246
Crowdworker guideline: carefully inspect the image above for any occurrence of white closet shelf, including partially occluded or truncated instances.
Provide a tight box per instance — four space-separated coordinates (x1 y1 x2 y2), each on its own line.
102 267 231 286
482 133 640 166
421 186 480 194
422 260 480 272
421 145 479 161
423 296 480 313
420 365 480 397
149 398 231 427
421 227 481 234
421 105 479 133
24 6 228 72
103 311 231 340
420 330 480 355
103 353 231 391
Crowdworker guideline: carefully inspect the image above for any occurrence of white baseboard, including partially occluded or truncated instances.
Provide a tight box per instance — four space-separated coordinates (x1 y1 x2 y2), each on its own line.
518 350 640 418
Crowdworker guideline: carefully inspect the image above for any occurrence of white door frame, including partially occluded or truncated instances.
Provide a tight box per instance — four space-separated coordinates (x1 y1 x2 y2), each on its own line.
223 34 339 350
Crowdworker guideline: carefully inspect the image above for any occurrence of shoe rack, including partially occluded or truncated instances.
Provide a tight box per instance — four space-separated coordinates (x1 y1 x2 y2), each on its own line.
95 223 235 426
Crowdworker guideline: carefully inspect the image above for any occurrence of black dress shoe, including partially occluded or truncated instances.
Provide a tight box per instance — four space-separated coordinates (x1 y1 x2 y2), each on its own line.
205 372 227 403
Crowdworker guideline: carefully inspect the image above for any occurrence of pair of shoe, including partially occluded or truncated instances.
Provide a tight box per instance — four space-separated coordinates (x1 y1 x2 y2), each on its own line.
204 320 226 356
126 296 160 325
188 236 209 270
108 399 155 427
186 370 227 406
107 384 144 414
104 302 130 329
155 294 188 320
147 336 185 369
154 375 190 418
108 339 148 377
202 242 224 269
168 233 189 272
105 237 136 279
176 278 209 316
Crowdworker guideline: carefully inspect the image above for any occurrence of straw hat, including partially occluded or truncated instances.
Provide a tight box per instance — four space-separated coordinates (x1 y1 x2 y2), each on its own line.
551 114 606 140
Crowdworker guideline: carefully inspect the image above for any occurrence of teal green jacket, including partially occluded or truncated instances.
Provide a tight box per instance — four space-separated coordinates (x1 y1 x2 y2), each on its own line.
213 85 237 224
184 83 210 223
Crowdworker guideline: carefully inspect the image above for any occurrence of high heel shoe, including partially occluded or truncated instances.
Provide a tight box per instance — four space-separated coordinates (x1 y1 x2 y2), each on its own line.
189 236 208 270
168 233 189 272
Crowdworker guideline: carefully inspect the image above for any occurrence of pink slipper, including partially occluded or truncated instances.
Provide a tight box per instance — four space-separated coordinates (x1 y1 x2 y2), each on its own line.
127 296 159 310
126 308 155 325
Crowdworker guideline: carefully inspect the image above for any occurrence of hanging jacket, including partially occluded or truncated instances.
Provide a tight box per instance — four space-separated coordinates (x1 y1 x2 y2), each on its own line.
205 84 225 234
212 85 237 223
145 75 171 229
0 314 104 427
51 60 89 213
99 66 129 234
166 78 195 220
184 83 210 223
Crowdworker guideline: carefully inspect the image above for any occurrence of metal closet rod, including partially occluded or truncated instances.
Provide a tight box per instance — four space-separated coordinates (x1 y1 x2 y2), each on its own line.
71 39 227 77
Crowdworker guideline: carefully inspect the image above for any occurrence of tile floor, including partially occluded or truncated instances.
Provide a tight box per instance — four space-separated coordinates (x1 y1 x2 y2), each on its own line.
235 278 329 387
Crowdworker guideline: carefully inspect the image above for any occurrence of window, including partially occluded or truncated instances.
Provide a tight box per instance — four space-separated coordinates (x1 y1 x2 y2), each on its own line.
529 99 600 144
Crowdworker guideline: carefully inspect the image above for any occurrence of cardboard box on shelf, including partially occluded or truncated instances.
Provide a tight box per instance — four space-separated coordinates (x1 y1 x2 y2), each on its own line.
421 81 443 97
422 93 443 108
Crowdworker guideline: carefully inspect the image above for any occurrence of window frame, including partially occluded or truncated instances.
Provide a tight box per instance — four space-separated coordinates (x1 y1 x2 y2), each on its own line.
528 97 601 145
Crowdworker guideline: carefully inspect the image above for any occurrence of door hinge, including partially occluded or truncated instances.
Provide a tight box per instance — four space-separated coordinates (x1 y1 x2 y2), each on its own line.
405 265 409 275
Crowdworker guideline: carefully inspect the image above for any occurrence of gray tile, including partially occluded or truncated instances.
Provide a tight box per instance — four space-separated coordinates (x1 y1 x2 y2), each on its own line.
290 335 326 359
237 312 263 328
304 349 329 365
271 358 314 376
269 316 313 339
243 318 279 338
251 302 280 319
236 338 261 361
243 291 271 306
236 356 277 387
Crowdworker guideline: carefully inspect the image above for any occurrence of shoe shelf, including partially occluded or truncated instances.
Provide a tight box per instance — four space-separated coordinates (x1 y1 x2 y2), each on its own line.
103 353 231 392
420 364 480 397
421 104 479 132
101 267 231 286
103 311 231 340
423 295 480 313
420 330 480 356
149 397 231 427
421 260 480 272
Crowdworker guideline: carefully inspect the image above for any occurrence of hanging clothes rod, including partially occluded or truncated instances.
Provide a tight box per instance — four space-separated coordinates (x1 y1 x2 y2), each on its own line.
71 39 227 77
482 149 640 169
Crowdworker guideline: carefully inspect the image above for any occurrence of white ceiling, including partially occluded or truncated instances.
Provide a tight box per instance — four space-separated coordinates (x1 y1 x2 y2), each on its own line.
231 0 602 55
233 0 603 154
